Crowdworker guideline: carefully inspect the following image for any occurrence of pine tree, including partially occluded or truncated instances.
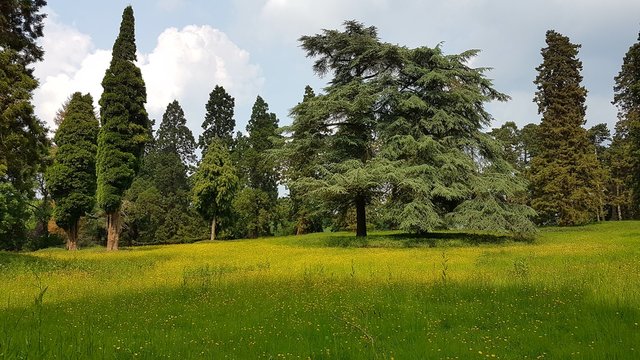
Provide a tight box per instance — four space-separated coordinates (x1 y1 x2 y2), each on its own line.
193 139 238 241
156 100 196 170
0 0 47 66
605 127 634 220
0 51 48 197
200 85 235 153
529 30 602 225
282 86 326 234
0 0 49 249
47 92 99 250
96 6 150 250
246 96 279 200
613 31 640 214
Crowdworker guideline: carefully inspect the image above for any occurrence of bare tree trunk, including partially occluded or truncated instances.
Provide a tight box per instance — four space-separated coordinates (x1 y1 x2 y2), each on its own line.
210 217 216 241
106 211 121 251
616 185 623 221
355 196 367 237
617 204 623 221
66 220 78 251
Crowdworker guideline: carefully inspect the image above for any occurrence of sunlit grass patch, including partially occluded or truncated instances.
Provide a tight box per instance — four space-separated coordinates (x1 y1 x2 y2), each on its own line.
1 221 639 358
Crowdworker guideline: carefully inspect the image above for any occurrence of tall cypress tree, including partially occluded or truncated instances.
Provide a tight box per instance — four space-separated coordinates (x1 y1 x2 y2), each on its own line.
529 30 602 225
47 92 99 250
96 6 150 250
199 85 235 153
613 31 640 215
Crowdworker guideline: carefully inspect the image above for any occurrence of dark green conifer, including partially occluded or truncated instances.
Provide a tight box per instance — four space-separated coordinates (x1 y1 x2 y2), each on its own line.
292 21 535 237
156 100 196 170
529 30 602 225
0 0 48 249
282 86 326 234
192 139 238 241
47 93 99 250
199 85 235 153
246 96 279 200
613 31 640 214
96 6 150 250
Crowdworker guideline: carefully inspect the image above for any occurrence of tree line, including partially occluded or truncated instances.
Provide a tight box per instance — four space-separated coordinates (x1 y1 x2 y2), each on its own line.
1 3 639 251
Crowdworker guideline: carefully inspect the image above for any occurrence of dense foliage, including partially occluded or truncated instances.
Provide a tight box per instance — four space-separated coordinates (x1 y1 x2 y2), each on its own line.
121 100 205 245
0 0 48 249
46 92 99 250
156 100 197 171
289 21 536 237
0 0 47 65
200 85 235 153
193 139 239 240
96 6 150 250
613 31 640 215
529 30 604 225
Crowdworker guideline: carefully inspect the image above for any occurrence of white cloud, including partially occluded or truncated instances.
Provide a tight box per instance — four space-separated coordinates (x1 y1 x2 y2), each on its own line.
140 25 264 126
33 13 109 129
33 14 263 135
34 50 110 129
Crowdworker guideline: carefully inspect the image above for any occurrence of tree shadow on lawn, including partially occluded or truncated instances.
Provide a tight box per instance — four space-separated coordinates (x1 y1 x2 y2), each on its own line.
324 231 526 248
1 278 638 359
0 251 64 273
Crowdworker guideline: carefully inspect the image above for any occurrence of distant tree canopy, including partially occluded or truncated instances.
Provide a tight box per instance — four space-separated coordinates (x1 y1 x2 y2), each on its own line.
200 85 235 153
156 100 197 170
96 6 150 250
529 30 604 226
120 100 204 246
47 92 99 250
288 21 536 237
246 96 279 200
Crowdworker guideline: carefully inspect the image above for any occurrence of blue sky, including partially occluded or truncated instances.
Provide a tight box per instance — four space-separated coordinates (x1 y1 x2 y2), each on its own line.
33 0 640 140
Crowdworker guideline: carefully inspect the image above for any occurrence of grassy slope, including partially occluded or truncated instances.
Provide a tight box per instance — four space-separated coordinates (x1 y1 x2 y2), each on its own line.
1 222 639 359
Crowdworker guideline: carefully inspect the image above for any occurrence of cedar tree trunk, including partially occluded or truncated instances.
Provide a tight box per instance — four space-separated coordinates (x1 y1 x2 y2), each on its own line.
66 220 79 251
355 196 367 237
106 211 121 251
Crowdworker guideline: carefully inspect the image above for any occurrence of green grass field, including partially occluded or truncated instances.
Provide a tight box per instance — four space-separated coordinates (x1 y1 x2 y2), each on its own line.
1 222 639 359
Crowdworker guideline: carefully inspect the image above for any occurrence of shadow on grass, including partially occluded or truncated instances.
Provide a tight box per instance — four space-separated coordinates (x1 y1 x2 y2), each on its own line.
0 251 63 272
0 277 637 359
323 231 532 248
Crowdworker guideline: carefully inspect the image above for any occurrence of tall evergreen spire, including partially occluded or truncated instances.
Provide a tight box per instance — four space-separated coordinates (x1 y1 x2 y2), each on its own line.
613 30 640 212
111 6 137 62
96 6 150 250
529 30 602 225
